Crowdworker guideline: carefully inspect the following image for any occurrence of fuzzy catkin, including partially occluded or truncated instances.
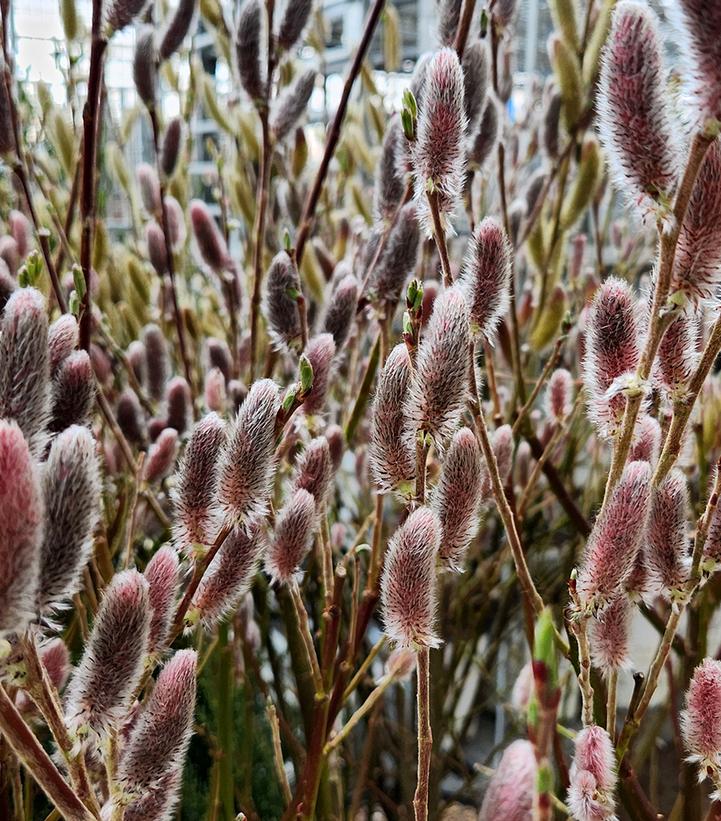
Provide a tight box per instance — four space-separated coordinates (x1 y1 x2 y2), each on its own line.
322 274 358 351
292 437 334 508
277 0 313 51
38 426 100 613
49 349 95 432
462 39 488 128
302 334 335 414
405 286 470 449
263 251 302 349
371 202 420 302
161 117 184 178
459 217 511 342
646 468 690 598
597 2 677 217
374 120 405 222
432 426 482 570
64 570 151 747
478 739 536 821
265 488 317 584
165 376 192 435
48 314 80 368
576 460 652 612
380 507 441 648
189 199 230 274
133 26 157 109
589 594 632 673
682 658 721 776
0 287 51 456
159 0 197 60
191 525 266 629
115 649 196 802
235 0 265 102
0 421 43 635
143 323 170 402
144 547 180 654
270 69 316 142
218 379 281 527
412 48 467 235
568 725 618 821
173 412 226 552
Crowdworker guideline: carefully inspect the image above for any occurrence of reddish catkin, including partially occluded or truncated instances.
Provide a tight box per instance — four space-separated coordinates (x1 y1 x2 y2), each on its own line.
371 202 420 302
207 337 232 382
568 725 618 821
161 117 184 178
597 2 677 217
576 460 652 612
468 96 499 168
478 739 536 821
0 421 43 635
369 343 416 495
146 221 168 275
263 251 302 350
105 0 148 32
116 388 147 446
683 658 721 778
582 276 640 437
38 425 101 613
704 467 721 571
0 287 51 456
589 594 632 674
437 0 461 47
144 547 180 654
480 424 513 499
164 196 186 251
322 273 359 351
545 367 574 423
656 311 699 400
191 525 267 630
164 376 192 435
137 162 161 214
459 217 511 342
265 488 317 584
629 413 661 463
64 569 151 747
405 286 470 448
235 0 265 102
670 138 721 305
143 323 170 403
159 0 197 60
217 379 281 528
189 199 231 274
204 367 226 412
133 26 157 109
432 426 483 570
380 507 441 648
122 768 182 821
49 349 95 432
670 0 721 128
462 39 489 129
127 340 147 388
292 437 334 509
144 428 179 483
302 333 336 415
646 468 690 599
172 413 226 551
277 0 313 51
374 119 405 222
115 649 196 804
412 48 467 234
8 210 31 259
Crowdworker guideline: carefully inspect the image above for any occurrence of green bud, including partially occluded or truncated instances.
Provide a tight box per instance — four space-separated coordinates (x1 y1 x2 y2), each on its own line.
72 263 86 299
282 384 298 412
533 607 558 689
403 311 413 336
401 107 415 141
283 229 292 252
69 290 80 317
402 88 417 119
299 354 314 395
535 761 554 795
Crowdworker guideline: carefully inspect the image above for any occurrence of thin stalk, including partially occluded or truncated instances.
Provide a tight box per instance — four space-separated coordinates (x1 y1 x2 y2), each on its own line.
426 189 453 287
575 615 594 726
324 674 395 755
294 0 387 265
289 579 323 692
0 686 94 821
413 646 432 821
607 668 618 742
267 702 293 805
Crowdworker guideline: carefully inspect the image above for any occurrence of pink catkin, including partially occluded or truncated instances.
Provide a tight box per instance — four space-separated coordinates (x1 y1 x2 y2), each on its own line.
645 468 690 599
629 414 661 463
137 163 161 215
0 421 43 635
265 489 317 584
191 525 266 630
302 334 336 415
576 460 652 612
50 349 95 432
189 199 230 274
144 428 179 483
165 376 192 435
655 312 699 401
670 138 721 305
597 2 677 217
568 725 618 821
204 368 226 412
683 658 721 775
582 277 640 437
589 594 632 673
322 273 359 351
8 210 31 259
144 547 180 654
480 424 513 499
412 48 467 234
380 507 441 648
48 314 79 371
115 649 196 803
405 286 470 449
369 343 416 495
217 379 281 528
172 412 226 552
64 569 151 747
546 368 574 423
432 426 483 570
292 437 334 508
263 251 302 350
459 217 511 342
478 739 536 821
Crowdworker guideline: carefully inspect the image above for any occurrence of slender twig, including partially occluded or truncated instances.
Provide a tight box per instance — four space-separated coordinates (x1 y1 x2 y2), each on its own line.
426 189 453 287
413 646 432 821
294 0 387 266
78 1 108 350
607 668 618 742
